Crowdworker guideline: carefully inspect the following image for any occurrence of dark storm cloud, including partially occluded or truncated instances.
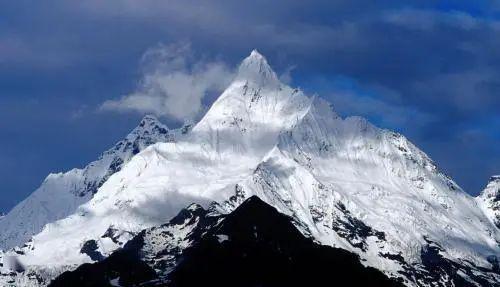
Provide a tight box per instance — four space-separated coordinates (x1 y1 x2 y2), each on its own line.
0 0 499 212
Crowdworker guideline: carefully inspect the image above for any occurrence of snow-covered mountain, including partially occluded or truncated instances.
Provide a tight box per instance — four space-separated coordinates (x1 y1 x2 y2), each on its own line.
477 176 500 229
0 115 174 250
1 50 499 286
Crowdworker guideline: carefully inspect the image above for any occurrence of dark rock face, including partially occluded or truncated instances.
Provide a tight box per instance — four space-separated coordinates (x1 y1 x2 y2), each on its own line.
49 196 401 287
331 202 386 252
167 196 401 287
79 240 104 262
387 237 500 287
100 226 134 246
50 247 156 287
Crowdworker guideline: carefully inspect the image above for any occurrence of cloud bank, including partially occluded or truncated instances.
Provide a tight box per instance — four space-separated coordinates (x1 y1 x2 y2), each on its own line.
101 43 234 121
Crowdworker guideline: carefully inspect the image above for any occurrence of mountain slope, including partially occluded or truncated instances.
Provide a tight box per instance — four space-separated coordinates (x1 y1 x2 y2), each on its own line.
228 97 500 274
1 51 499 286
0 115 173 250
49 196 402 287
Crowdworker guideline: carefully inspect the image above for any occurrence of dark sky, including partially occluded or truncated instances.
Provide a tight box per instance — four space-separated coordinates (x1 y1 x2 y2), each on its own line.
1 1 500 212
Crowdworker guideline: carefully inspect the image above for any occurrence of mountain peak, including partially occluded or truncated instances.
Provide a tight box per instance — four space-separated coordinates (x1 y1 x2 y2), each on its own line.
480 175 500 197
236 50 279 87
249 49 264 59
479 175 500 199
477 175 500 229
0 114 174 251
138 114 161 128
126 115 169 142
489 175 500 184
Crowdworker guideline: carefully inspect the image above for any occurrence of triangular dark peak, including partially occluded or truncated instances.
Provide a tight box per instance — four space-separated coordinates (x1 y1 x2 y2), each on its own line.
217 195 308 242
49 196 401 287
168 196 402 287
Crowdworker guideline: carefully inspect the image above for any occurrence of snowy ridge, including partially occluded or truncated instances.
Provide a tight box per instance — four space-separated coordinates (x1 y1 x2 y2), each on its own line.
0 115 173 250
1 51 499 286
227 106 500 283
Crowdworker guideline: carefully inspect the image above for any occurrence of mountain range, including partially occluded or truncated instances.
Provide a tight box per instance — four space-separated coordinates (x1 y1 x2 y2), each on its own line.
0 50 499 286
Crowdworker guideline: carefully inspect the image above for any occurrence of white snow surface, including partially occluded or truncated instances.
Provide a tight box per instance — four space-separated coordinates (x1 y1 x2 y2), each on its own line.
0 115 173 250
1 51 499 286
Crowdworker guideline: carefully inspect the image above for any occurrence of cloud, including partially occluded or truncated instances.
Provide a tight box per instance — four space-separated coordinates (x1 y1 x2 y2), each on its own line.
100 43 234 120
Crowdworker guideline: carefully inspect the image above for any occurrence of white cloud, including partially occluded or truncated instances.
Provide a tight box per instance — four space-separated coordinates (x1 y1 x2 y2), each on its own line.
100 43 234 121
